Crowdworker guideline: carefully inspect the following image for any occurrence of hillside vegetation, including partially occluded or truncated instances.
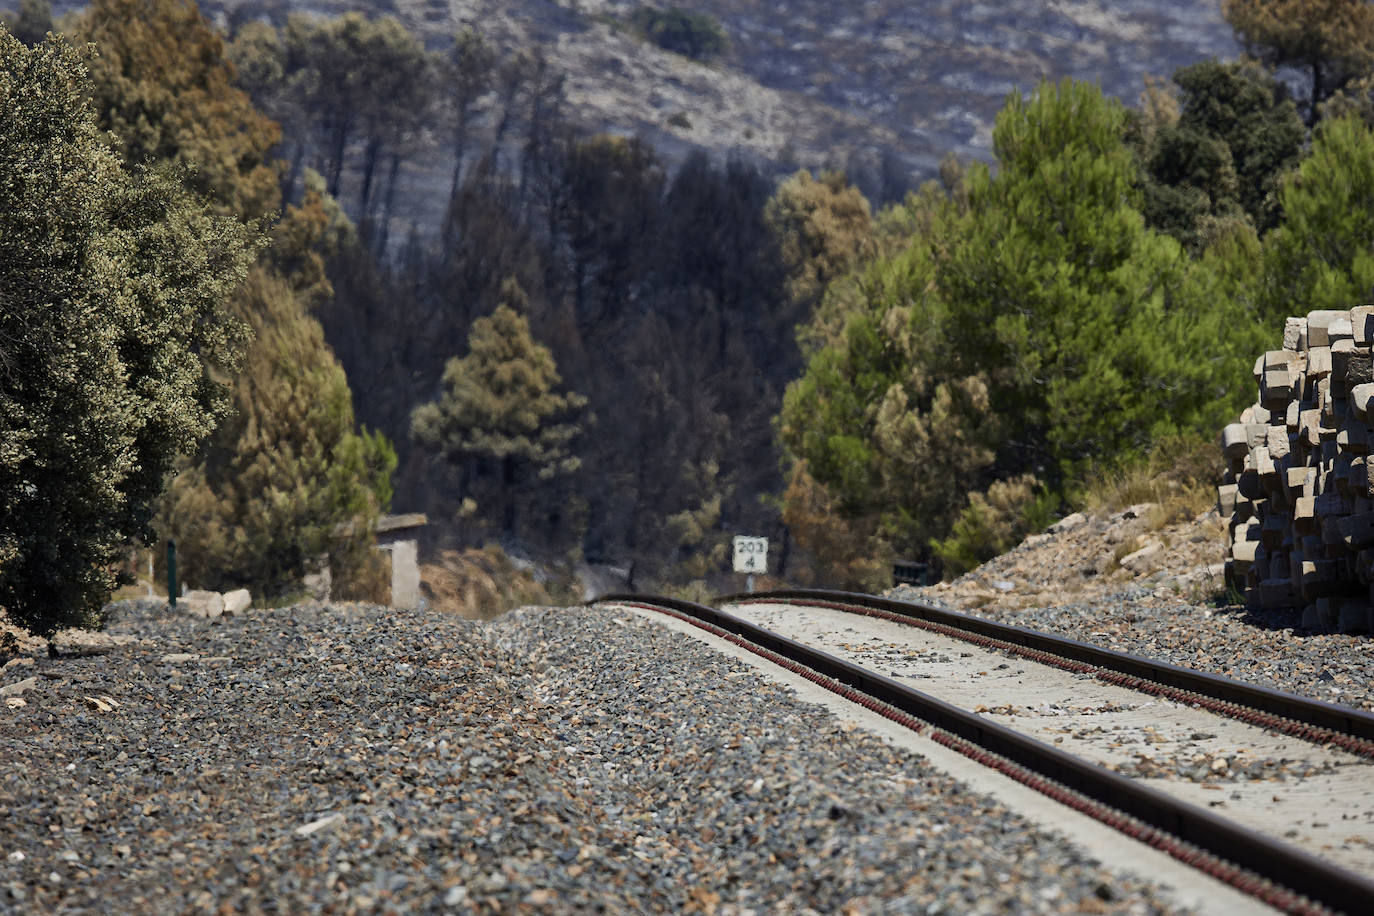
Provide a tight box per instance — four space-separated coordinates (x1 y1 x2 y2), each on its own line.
5 0 1374 635
186 0 1240 220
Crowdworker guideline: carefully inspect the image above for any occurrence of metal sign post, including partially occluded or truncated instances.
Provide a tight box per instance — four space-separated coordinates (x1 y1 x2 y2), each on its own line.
732 536 768 593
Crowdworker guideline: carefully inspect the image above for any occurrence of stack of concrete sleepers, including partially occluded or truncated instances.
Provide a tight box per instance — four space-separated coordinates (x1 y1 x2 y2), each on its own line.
1220 308 1374 633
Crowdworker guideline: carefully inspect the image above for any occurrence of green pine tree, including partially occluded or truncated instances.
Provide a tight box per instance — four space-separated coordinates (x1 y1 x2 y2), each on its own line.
932 80 1261 478
159 267 396 600
780 80 1266 575
412 281 585 541
1257 114 1374 318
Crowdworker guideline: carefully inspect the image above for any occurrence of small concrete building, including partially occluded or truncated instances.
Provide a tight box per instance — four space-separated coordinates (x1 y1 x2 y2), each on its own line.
375 513 427 609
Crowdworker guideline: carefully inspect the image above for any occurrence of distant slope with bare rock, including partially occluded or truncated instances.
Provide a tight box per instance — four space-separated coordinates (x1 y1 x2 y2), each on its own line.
202 0 1239 190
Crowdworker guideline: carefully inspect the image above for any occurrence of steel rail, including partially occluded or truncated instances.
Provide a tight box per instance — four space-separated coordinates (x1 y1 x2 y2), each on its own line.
592 592 1374 915
720 588 1374 757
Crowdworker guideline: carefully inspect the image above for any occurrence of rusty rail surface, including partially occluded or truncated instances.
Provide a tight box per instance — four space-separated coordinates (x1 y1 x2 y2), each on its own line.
721 588 1374 758
592 591 1374 915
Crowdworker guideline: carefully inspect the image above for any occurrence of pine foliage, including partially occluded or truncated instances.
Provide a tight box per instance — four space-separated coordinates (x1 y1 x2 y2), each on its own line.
1222 0 1374 123
780 80 1267 576
1257 114 1374 316
75 0 281 220
159 268 396 600
765 169 875 343
413 285 585 481
1132 60 1304 249
930 474 1052 577
779 463 890 591
412 281 585 540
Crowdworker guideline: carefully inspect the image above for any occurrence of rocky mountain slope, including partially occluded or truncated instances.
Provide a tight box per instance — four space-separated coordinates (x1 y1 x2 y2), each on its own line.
203 0 1240 187
918 503 1229 614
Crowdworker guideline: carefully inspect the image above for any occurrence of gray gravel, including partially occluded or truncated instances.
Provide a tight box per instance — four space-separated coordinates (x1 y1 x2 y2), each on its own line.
892 583 1374 713
0 599 1190 914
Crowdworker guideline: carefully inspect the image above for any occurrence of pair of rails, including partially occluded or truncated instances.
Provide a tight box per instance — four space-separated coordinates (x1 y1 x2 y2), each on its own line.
593 588 1374 915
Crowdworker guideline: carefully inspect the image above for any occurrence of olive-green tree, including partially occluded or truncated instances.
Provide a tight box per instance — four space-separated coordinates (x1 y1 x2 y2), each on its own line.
74 0 281 220
159 267 395 600
0 29 259 635
764 169 875 350
1222 0 1374 125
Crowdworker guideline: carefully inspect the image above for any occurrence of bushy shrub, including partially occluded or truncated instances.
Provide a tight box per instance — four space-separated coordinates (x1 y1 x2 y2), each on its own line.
0 29 259 636
930 475 1055 579
628 6 727 61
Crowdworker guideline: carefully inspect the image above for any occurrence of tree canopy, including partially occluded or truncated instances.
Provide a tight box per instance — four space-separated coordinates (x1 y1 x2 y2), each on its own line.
1132 59 1305 249
412 282 585 540
779 80 1267 576
74 0 281 220
1222 0 1374 124
764 169 876 344
18 0 1374 605
0 27 259 635
1256 114 1374 316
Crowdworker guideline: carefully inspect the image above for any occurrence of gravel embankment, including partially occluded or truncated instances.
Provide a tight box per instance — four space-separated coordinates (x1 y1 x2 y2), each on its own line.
892 584 1374 713
1 600 1187 914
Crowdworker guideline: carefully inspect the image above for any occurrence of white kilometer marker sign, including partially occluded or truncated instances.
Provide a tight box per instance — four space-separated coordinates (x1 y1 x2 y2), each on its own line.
732 536 768 574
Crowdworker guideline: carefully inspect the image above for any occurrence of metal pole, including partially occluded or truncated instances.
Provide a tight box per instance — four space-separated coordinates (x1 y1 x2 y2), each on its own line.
166 539 177 608
746 573 755 594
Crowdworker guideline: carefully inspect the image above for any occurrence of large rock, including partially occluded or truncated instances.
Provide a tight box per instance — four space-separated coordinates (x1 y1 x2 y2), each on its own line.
223 589 252 616
180 590 224 619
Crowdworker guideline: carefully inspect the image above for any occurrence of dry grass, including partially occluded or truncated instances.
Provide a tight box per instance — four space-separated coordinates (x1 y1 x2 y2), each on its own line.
1104 536 1143 575
1078 432 1220 531
420 546 559 620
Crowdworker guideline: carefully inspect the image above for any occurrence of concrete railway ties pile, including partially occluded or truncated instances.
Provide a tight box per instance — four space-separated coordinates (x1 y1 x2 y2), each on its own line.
1222 307 1374 633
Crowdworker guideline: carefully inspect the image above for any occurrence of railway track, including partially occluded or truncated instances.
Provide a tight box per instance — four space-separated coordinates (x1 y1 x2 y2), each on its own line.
591 588 1374 915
